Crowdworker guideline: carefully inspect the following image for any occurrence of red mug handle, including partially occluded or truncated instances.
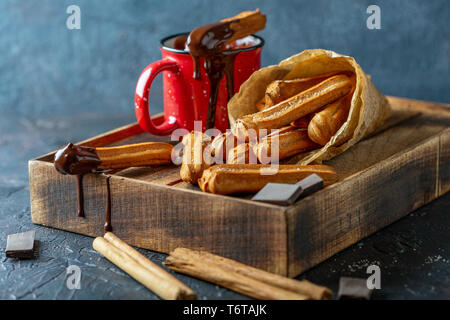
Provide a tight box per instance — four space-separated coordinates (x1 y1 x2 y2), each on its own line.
134 59 180 135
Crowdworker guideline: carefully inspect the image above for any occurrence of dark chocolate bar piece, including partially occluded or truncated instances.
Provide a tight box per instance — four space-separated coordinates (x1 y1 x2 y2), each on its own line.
295 174 323 199
5 230 37 259
337 277 372 300
251 174 324 206
251 182 303 205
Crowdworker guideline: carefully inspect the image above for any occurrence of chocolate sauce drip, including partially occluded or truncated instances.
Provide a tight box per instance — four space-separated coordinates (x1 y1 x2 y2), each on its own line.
54 144 115 229
76 174 85 217
104 175 112 232
223 54 237 108
54 143 101 175
205 53 237 128
54 143 101 218
186 20 240 129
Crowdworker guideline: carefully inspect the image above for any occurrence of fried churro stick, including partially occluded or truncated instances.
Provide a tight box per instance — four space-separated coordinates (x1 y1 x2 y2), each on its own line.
198 164 337 195
227 143 258 164
256 97 266 111
54 142 173 175
211 131 238 162
254 127 319 162
96 143 173 170
233 75 353 140
264 72 344 108
291 114 313 128
220 10 267 44
180 131 213 184
308 95 352 146
188 10 266 56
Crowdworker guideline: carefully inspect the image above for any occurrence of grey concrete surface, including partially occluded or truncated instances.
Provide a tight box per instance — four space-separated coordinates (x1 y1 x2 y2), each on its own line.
0 0 449 300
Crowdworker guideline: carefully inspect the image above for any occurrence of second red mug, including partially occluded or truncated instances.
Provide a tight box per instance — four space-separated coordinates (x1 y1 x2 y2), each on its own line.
134 32 264 136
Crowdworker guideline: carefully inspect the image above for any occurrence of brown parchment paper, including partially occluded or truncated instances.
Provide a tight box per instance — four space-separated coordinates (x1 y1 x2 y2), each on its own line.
228 49 391 164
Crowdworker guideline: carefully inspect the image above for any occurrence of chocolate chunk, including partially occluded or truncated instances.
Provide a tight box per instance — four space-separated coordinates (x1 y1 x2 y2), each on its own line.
295 174 324 199
337 277 372 300
5 230 38 259
251 174 324 206
251 183 303 205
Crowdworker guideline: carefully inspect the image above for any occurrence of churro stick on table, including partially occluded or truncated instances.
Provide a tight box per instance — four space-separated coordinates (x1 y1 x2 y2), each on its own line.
180 131 213 184
254 127 319 162
198 164 337 195
233 74 353 140
54 142 173 175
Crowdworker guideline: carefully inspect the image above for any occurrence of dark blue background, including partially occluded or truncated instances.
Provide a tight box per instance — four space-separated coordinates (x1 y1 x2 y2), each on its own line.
1 0 449 119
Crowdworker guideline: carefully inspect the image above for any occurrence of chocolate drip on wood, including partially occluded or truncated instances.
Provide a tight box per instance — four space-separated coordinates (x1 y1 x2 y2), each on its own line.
76 174 85 217
54 143 101 218
104 175 112 232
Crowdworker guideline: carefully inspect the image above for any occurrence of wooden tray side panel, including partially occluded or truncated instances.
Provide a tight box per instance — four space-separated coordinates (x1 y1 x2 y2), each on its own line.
285 133 445 277
439 129 450 196
29 161 289 275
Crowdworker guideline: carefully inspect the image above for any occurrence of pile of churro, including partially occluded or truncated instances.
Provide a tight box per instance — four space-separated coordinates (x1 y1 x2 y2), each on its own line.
179 72 356 194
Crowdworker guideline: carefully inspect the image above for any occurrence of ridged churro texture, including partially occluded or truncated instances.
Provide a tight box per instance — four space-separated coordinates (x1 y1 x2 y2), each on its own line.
211 131 238 162
308 94 352 146
233 74 353 139
198 164 337 195
227 143 257 164
180 132 212 184
254 127 319 162
96 142 173 169
228 49 391 164
264 72 344 109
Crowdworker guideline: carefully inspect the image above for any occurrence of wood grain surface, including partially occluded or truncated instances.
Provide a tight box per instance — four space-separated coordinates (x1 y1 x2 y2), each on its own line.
29 96 450 277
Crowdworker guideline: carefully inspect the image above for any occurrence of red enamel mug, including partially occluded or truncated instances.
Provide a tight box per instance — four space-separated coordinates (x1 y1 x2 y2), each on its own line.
134 32 264 135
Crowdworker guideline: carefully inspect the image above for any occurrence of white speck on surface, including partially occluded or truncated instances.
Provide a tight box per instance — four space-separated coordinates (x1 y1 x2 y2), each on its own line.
425 255 447 264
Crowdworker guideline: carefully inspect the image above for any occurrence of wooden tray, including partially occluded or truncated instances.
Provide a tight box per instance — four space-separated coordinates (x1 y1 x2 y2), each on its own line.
29 96 450 277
